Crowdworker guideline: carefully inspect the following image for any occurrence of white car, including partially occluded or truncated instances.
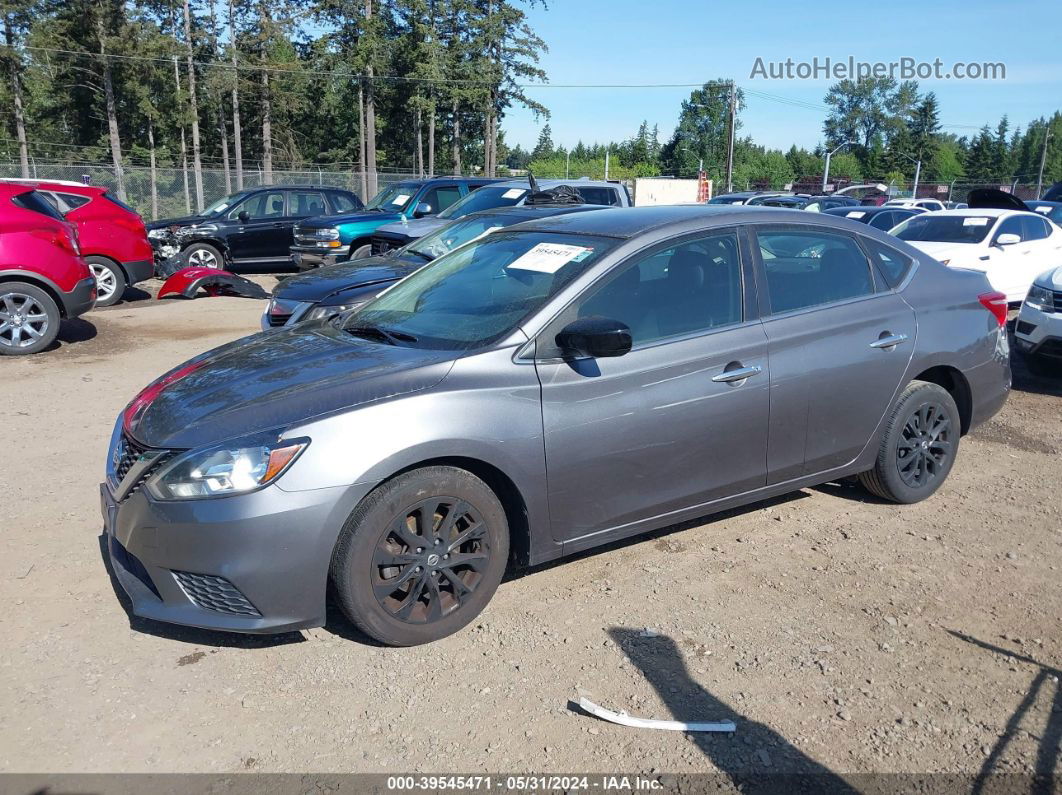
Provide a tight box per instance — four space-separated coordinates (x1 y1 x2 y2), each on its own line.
884 198 947 212
1014 266 1062 376
892 208 1062 303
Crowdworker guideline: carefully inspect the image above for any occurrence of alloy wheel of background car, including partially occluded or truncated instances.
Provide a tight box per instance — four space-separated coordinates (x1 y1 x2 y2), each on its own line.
859 380 960 504
0 282 60 356
331 466 509 646
349 243 372 259
185 243 222 269
86 257 127 307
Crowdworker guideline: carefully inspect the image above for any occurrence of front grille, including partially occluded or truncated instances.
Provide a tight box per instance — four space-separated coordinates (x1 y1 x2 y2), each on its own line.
112 433 171 499
1052 290 1062 313
371 234 409 256
266 298 305 327
173 571 262 617
294 225 337 247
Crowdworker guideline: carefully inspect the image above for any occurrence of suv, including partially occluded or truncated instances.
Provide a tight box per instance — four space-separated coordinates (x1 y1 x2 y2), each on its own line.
290 177 500 270
1015 266 1062 377
0 184 96 355
147 185 363 271
370 178 633 255
2 179 153 306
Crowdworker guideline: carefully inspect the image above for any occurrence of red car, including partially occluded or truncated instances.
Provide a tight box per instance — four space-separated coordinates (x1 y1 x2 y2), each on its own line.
2 179 153 306
0 184 96 355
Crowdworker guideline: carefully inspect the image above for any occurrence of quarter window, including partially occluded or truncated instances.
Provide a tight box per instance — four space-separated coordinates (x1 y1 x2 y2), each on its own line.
757 229 875 313
863 238 915 287
572 232 743 346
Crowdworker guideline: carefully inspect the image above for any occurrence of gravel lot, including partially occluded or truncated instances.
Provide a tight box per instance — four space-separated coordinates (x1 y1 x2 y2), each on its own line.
2 280 1060 782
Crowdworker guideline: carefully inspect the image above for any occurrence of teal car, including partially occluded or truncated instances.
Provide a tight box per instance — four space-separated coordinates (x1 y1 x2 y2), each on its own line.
290 177 499 269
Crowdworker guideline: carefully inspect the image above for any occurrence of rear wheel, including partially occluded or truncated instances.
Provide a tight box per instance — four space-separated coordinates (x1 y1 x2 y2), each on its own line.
0 282 61 355
330 466 509 646
858 380 960 504
184 242 223 269
86 256 127 307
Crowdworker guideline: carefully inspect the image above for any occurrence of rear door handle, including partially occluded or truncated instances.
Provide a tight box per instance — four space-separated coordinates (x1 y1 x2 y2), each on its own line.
870 333 909 350
712 365 763 383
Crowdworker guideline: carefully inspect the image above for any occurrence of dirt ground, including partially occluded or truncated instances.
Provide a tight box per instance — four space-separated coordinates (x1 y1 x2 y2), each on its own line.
1 278 1060 783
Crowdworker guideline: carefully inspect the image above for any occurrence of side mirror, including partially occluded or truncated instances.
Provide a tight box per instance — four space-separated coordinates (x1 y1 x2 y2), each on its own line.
555 316 632 359
994 233 1021 247
237 210 250 223
412 203 433 219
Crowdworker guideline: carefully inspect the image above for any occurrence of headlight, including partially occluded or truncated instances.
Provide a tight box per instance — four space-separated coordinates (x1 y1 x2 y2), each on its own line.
1025 284 1055 312
148 228 168 239
146 432 309 500
303 301 368 322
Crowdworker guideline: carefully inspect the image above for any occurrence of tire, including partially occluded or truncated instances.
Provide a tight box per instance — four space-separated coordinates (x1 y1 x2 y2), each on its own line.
858 380 960 504
349 243 372 260
183 242 224 269
0 281 61 355
86 256 127 307
330 466 509 646
1023 351 1059 379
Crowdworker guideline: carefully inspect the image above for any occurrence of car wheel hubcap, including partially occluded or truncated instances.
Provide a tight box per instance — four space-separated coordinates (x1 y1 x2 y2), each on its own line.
189 248 219 268
896 402 951 489
0 293 48 349
90 263 117 300
371 498 490 624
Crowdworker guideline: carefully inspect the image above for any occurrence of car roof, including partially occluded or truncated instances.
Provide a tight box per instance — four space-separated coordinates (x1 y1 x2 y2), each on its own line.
919 208 1013 217
0 179 106 195
507 204 835 238
821 205 903 216
490 178 623 189
464 204 600 221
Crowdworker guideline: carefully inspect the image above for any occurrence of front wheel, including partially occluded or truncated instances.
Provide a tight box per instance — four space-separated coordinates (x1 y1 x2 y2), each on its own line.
330 466 509 646
86 257 127 307
184 242 224 269
349 243 372 260
858 380 960 504
0 282 61 355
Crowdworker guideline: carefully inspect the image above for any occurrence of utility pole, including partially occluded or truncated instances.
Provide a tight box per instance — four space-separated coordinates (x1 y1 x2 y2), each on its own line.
725 81 736 194
822 141 852 193
1036 129 1052 198
912 158 921 199
604 149 609 180
565 150 570 179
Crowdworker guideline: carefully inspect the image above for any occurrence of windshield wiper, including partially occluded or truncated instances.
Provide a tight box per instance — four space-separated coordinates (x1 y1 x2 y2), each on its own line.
344 323 418 345
405 249 434 261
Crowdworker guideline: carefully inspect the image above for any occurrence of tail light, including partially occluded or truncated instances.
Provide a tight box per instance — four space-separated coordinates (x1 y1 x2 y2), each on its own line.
978 292 1008 327
31 226 78 256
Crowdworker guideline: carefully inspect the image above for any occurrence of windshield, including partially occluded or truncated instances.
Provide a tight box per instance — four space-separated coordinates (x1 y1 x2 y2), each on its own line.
366 183 419 212
346 230 615 350
438 186 527 219
1027 202 1062 224
892 215 996 244
405 214 513 260
202 191 246 217
708 196 747 204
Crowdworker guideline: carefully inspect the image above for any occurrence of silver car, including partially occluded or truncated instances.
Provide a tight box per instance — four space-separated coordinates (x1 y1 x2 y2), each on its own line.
101 206 1010 646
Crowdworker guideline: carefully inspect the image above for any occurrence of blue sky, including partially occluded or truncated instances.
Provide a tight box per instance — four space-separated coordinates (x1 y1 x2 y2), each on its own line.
501 0 1062 153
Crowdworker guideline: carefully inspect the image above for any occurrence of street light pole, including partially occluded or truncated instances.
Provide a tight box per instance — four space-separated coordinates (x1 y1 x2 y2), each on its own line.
822 141 852 193
1036 129 1052 198
725 82 736 194
898 153 922 198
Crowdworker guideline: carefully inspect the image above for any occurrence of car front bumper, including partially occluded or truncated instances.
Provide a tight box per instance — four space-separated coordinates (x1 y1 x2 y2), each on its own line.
290 245 349 271
1014 302 1062 360
100 475 366 634
61 276 97 318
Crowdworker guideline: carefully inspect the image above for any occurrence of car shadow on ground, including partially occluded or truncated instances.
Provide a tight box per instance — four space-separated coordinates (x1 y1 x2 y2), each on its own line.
1010 361 1062 398
44 317 97 351
947 630 1061 794
585 627 859 792
97 534 305 649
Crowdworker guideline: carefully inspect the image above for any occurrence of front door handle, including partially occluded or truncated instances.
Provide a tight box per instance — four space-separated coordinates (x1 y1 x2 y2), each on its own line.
869 333 909 350
712 364 763 383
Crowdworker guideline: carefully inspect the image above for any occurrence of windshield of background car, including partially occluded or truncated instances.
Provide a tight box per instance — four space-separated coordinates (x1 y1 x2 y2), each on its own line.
406 214 513 259
202 191 246 216
11 190 65 220
1027 202 1062 225
892 214 996 244
366 183 420 212
438 186 527 219
708 196 747 204
347 231 616 350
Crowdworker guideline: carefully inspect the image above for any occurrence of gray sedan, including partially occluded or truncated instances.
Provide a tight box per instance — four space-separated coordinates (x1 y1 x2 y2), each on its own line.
101 206 1010 646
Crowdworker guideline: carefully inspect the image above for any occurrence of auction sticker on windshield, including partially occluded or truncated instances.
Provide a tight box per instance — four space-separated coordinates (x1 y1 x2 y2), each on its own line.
502 188 526 199
963 217 990 226
846 211 866 218
507 243 594 273
393 194 411 206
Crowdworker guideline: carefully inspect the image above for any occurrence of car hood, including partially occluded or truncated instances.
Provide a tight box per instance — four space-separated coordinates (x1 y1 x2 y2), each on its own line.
128 324 456 449
299 210 401 228
376 217 446 238
1034 266 1062 291
273 255 422 302
147 214 208 230
905 240 982 263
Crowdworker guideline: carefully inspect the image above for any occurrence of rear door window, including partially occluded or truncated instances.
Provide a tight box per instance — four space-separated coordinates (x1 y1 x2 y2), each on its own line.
57 192 92 211
287 190 327 217
756 228 876 313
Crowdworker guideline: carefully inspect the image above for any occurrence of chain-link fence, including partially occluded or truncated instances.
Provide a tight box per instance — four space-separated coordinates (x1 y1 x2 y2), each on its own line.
0 161 420 219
